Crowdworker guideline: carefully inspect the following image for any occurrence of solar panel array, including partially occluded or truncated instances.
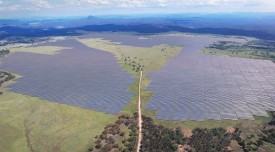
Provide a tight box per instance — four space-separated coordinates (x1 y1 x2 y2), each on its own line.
1 34 274 120
147 36 275 121
0 40 135 114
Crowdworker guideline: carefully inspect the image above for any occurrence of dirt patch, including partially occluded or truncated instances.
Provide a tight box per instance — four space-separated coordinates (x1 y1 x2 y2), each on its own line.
226 126 235 133
182 127 192 138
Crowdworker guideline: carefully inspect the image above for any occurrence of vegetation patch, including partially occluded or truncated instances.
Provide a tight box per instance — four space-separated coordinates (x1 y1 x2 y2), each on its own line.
0 71 15 95
200 40 275 62
0 48 10 56
89 114 138 152
90 113 256 152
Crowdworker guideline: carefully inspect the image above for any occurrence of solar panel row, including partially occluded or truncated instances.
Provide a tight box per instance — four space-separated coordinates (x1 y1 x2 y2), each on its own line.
0 40 135 114
146 36 275 121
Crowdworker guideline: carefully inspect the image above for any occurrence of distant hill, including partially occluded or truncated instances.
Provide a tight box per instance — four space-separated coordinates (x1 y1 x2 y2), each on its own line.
87 15 97 19
1 24 275 41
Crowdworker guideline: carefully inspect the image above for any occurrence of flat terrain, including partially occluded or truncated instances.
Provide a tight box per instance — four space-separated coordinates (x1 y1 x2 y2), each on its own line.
0 39 135 114
0 33 275 152
0 91 115 152
0 33 182 152
78 37 182 76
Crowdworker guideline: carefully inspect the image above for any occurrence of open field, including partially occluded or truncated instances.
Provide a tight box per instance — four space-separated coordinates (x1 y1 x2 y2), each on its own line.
200 48 275 62
10 46 71 55
0 91 115 152
0 37 74 55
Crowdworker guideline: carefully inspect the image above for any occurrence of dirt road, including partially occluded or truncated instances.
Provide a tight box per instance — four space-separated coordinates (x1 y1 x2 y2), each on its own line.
137 70 143 152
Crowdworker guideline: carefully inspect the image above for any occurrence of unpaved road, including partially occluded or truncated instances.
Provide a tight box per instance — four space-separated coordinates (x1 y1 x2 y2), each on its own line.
137 71 143 152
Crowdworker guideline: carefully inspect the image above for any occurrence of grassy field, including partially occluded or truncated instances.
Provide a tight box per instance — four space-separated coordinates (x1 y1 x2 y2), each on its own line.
199 39 275 62
0 44 70 56
10 46 71 55
77 38 182 76
0 91 115 152
0 36 72 56
200 48 275 62
0 73 116 152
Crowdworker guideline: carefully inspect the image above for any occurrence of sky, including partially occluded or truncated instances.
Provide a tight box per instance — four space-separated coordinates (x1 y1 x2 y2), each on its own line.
0 0 275 18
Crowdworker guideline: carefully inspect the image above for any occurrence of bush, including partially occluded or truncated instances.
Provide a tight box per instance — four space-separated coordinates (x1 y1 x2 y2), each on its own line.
95 143 102 149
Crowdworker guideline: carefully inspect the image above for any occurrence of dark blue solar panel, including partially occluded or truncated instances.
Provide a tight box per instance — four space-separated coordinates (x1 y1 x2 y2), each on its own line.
0 39 135 114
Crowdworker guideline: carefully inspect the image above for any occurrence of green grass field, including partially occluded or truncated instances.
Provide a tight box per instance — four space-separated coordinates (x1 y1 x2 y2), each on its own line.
200 48 275 62
0 91 115 152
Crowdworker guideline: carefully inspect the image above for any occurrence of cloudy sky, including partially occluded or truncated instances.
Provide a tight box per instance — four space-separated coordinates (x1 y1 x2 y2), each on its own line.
0 0 275 18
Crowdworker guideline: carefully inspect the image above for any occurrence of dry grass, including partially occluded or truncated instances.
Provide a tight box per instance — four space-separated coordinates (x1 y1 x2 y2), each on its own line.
10 46 71 55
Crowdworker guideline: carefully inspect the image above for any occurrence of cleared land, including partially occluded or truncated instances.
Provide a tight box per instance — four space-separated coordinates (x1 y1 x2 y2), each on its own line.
137 71 143 152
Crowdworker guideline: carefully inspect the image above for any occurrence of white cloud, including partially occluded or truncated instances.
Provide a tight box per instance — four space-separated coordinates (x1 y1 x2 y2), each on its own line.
118 0 146 8
1 0 275 14
24 0 53 8
66 0 111 7
62 0 275 8
0 4 23 11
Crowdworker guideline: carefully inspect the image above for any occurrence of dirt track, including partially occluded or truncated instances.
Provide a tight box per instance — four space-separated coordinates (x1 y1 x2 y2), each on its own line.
137 71 143 152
